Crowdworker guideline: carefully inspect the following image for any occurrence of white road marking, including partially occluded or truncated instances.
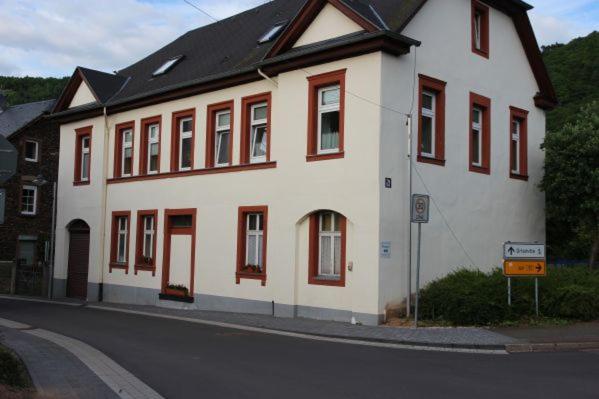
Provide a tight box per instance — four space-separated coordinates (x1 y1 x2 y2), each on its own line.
26 329 164 399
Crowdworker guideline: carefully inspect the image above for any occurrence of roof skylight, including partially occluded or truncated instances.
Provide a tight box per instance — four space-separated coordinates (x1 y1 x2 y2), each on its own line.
152 55 183 77
258 23 286 44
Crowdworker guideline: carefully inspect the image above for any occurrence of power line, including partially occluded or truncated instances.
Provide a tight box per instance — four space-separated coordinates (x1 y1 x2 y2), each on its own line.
183 0 219 22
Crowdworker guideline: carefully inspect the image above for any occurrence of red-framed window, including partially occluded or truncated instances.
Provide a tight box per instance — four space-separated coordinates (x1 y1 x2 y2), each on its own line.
114 121 135 178
135 209 158 275
308 211 346 287
509 106 529 180
140 116 161 175
306 69 346 162
110 211 131 273
205 101 234 168
469 92 491 174
472 0 490 58
74 126 92 185
171 109 196 172
241 93 271 164
418 74 446 166
236 206 268 286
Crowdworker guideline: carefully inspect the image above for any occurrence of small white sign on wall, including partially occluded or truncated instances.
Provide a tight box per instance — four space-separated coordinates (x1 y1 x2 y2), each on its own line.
380 241 391 259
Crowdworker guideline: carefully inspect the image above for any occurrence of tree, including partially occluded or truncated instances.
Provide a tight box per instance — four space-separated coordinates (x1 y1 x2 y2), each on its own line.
541 102 599 268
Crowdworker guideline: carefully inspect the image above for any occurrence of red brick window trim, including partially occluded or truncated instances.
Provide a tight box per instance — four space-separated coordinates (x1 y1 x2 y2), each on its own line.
472 0 490 58
241 93 272 165
139 116 162 175
418 74 446 166
171 109 196 172
469 92 491 175
205 101 234 168
135 209 158 275
236 206 268 286
110 211 131 273
509 106 529 181
308 211 346 287
162 208 197 296
114 121 135 178
74 126 92 185
306 69 346 162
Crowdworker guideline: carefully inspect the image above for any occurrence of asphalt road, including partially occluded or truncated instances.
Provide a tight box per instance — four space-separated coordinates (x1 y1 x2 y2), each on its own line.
0 299 598 399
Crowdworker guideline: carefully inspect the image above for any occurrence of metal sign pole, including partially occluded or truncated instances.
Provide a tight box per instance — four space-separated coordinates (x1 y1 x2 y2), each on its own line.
507 277 512 306
414 223 422 328
535 278 539 317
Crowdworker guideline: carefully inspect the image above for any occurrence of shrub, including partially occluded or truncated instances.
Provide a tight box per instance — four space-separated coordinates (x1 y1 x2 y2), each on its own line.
419 266 599 325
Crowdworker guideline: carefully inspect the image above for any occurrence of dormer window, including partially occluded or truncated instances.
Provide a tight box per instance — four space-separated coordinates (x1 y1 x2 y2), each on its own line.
152 56 183 77
258 23 285 44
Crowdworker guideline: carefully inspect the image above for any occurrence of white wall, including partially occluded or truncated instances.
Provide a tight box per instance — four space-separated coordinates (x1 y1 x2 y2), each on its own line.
69 82 96 108
56 54 384 321
378 0 546 312
293 3 364 48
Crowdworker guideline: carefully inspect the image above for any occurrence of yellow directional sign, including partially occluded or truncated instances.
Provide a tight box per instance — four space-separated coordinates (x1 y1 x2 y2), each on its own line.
503 260 547 277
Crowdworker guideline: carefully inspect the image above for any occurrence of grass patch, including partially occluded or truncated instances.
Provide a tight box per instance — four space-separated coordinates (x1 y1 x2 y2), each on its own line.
0 345 31 389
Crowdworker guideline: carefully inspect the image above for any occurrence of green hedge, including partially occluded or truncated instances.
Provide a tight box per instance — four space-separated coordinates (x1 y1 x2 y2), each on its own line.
419 267 599 326
0 346 30 388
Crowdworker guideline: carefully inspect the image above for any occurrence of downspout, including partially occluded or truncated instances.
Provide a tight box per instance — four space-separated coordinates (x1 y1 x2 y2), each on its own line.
257 68 278 87
98 106 110 301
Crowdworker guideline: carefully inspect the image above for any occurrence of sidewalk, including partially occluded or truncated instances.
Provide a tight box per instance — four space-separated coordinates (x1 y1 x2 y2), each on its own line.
89 301 517 350
0 326 118 399
492 322 599 352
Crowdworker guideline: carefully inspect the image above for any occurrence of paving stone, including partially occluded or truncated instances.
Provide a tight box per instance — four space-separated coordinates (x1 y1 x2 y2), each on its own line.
0 326 119 399
90 302 518 348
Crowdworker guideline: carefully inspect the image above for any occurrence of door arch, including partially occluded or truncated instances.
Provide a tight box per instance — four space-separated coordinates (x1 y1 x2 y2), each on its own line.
66 219 90 299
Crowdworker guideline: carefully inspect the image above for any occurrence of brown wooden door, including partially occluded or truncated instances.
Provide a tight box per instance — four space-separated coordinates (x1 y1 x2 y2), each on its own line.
67 228 90 299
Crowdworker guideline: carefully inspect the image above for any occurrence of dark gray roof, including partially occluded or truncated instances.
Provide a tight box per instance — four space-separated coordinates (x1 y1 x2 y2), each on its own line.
0 99 55 138
55 0 540 113
78 67 129 103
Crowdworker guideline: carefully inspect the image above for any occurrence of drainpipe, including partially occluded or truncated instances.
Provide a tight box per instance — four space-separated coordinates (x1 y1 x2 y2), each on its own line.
406 114 413 318
98 106 110 302
257 68 278 87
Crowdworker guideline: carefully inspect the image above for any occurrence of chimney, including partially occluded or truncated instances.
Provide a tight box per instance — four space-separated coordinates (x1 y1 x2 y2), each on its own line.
0 93 7 113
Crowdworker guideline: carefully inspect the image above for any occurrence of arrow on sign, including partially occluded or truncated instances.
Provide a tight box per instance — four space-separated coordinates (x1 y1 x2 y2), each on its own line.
508 247 515 255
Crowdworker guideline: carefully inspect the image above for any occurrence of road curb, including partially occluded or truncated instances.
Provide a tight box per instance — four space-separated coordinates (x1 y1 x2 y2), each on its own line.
506 342 599 353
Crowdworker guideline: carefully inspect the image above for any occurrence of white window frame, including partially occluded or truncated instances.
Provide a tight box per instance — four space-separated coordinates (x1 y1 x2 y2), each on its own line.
245 213 263 268
121 129 133 177
471 107 483 168
142 215 155 259
317 85 341 155
179 117 193 171
117 216 128 264
21 185 37 216
24 140 39 162
318 212 341 278
421 91 436 158
214 110 231 167
511 119 521 174
81 136 90 182
250 102 268 164
147 124 160 174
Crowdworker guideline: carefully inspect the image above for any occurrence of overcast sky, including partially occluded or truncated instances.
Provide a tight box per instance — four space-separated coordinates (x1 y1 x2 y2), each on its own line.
0 0 597 77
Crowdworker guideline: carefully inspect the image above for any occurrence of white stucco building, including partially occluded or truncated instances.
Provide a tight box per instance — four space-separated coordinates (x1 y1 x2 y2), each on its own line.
51 0 556 325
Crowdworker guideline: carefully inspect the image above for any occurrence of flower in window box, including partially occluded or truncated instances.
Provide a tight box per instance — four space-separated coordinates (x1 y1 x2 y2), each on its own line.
165 284 189 297
142 256 153 265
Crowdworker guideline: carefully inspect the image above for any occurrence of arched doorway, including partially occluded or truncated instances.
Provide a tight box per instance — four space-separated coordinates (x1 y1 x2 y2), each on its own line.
66 220 90 299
